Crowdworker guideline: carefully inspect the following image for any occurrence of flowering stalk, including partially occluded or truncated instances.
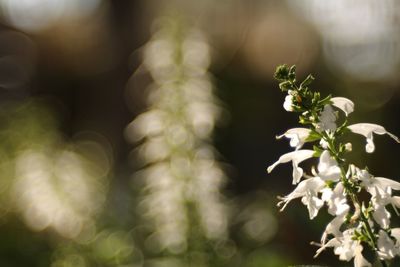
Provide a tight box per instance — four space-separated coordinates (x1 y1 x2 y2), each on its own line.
268 64 400 267
127 17 228 259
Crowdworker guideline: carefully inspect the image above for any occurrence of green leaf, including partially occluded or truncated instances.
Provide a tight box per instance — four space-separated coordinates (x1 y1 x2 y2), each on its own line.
313 145 323 157
274 64 290 81
319 94 332 106
336 120 349 135
305 130 321 142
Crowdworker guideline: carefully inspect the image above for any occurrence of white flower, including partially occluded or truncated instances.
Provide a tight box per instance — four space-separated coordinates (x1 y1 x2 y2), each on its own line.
267 150 315 184
317 150 341 182
334 230 359 261
316 105 337 132
276 128 311 149
315 229 370 266
377 230 398 260
347 123 400 153
331 97 355 116
321 182 349 216
277 177 325 219
283 91 294 111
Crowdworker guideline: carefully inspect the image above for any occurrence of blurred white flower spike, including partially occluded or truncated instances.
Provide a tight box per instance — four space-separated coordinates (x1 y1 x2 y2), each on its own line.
127 17 228 257
270 64 400 267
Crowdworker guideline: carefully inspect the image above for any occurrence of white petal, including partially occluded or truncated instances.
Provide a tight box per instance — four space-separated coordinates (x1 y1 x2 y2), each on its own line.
374 177 400 191
267 150 314 174
366 138 375 153
373 206 391 229
391 196 400 212
348 123 386 136
390 228 400 243
318 150 341 181
302 191 324 219
292 164 304 184
354 244 371 267
283 95 294 111
377 230 397 260
331 97 355 116
322 214 347 242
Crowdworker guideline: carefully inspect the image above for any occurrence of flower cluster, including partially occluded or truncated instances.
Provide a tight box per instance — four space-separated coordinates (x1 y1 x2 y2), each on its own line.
268 65 400 267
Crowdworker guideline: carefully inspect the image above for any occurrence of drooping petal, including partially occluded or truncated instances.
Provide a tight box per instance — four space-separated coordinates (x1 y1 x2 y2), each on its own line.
276 128 312 149
267 149 315 184
347 123 400 153
354 244 371 267
321 214 347 244
374 177 400 191
331 97 355 116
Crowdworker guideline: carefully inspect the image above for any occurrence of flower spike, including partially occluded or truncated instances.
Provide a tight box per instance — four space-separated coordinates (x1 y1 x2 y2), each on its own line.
270 64 400 267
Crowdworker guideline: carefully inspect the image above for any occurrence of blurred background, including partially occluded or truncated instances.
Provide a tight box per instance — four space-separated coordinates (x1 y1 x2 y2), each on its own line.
0 0 400 266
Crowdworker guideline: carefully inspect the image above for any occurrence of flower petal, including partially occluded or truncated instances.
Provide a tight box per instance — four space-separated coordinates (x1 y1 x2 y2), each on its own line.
354 244 371 267
331 97 355 116
318 150 341 181
374 177 400 191
377 230 397 260
283 95 294 111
